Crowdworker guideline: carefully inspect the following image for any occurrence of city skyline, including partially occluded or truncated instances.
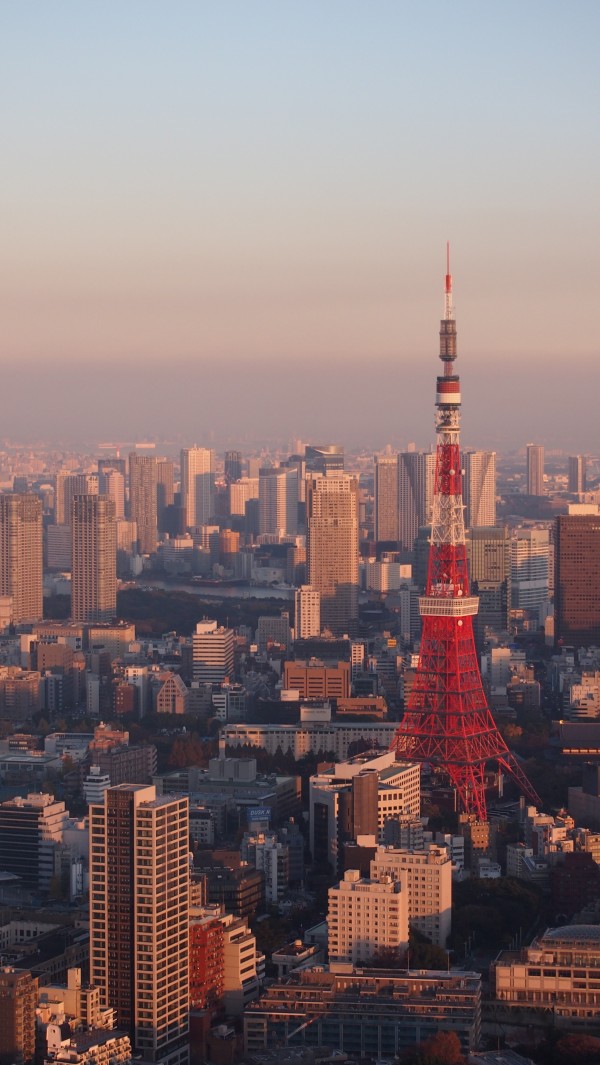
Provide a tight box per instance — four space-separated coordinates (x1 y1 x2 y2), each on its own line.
1 4 599 448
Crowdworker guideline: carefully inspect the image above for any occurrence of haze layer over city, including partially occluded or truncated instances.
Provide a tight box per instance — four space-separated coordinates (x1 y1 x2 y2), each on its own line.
2 2 599 449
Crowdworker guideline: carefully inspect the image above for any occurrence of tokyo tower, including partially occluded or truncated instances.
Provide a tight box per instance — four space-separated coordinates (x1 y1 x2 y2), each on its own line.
392 248 541 820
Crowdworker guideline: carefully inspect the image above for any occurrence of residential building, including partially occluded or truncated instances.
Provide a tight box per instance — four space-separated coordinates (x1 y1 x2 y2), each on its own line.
128 454 158 555
374 454 399 543
556 509 600 647
228 477 259 517
328 868 408 964
192 620 234 684
89 785 189 1064
0 493 43 623
0 967 38 1065
306 473 359 636
526 444 545 496
71 495 116 624
370 843 452 946
294 585 321 639
241 831 290 905
220 912 264 1015
189 907 225 1011
156 458 174 535
99 468 125 520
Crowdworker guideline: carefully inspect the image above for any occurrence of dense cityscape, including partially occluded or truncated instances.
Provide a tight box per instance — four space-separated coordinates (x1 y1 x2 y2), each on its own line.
0 258 599 1065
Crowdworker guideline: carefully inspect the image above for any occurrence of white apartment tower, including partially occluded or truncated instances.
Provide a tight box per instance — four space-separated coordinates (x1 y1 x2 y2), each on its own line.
180 448 215 529
89 785 189 1065
327 869 409 964
294 585 321 639
258 467 298 537
463 450 496 528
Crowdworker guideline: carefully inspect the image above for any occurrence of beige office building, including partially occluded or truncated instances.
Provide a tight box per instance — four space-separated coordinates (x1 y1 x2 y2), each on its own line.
89 785 189 1065
306 473 359 636
72 495 116 624
180 448 215 529
463 450 496 528
328 868 408 964
0 493 43 623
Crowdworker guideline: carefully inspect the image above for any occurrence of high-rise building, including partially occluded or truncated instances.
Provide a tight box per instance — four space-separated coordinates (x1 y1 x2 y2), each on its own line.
556 509 600 647
328 868 408 964
305 444 344 475
526 444 545 496
224 450 243 484
370 844 452 947
0 493 43 623
0 792 66 891
306 473 359 636
568 455 587 495
192 620 235 684
72 495 116 623
294 585 321 639
180 448 215 529
89 784 189 1064
463 450 496 528
228 477 259 517
0 968 38 1065
258 467 298 537
129 454 158 554
98 468 125 519
374 454 399 543
511 527 550 612
398 452 435 552
55 473 99 526
466 525 511 639
156 458 175 535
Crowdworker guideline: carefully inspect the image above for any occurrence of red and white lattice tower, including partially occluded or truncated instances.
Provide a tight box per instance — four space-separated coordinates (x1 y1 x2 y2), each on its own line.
392 248 541 819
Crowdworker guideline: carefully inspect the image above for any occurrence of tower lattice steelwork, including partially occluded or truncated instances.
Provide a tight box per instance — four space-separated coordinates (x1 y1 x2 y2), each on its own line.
392 249 541 819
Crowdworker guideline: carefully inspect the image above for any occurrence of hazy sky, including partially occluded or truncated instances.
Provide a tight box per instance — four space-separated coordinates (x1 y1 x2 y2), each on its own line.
1 2 599 448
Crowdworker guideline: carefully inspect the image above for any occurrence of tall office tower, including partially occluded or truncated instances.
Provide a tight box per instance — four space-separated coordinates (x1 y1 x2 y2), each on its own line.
98 456 127 480
294 585 321 639
392 250 539 819
398 451 436 552
55 473 99 526
463 450 496 528
129 454 158 554
224 450 243 483
305 444 344 475
192 619 235 684
99 468 125 519
306 473 359 636
72 495 117 623
510 527 550 611
466 525 511 642
258 467 298 536
0 968 38 1065
0 493 43 623
556 508 600 647
526 444 545 496
374 454 399 543
228 476 259 516
180 448 215 529
568 455 587 495
89 785 189 1065
156 458 174 535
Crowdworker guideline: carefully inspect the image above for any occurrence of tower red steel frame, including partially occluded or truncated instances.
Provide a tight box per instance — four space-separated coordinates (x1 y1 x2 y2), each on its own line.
392 248 541 820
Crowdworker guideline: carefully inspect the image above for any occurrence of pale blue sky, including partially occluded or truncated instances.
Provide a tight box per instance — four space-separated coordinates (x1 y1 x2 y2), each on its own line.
1 2 599 446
